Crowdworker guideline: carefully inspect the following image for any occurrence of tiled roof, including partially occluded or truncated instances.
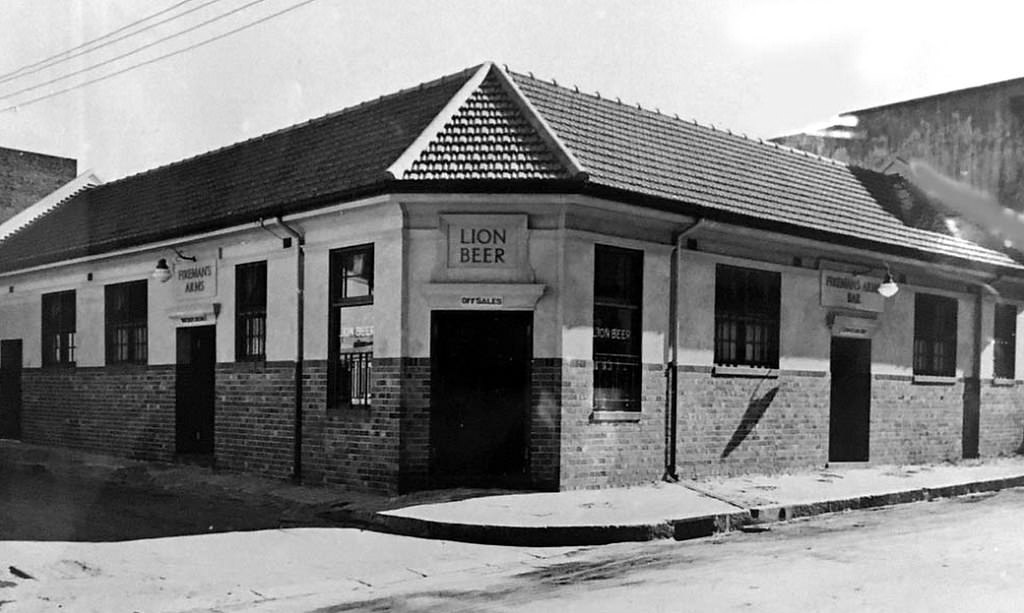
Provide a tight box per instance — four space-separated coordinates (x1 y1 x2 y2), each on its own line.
0 62 1019 274
510 71 1020 269
403 71 569 180
0 66 478 273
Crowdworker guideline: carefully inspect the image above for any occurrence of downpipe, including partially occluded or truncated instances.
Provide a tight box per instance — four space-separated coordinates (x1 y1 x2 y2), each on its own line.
275 216 306 483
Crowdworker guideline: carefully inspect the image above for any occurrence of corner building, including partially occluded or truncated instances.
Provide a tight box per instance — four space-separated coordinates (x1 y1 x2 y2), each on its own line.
1 63 1023 495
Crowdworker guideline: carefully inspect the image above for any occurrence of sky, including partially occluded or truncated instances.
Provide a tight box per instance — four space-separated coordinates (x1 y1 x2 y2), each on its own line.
2 0 1024 182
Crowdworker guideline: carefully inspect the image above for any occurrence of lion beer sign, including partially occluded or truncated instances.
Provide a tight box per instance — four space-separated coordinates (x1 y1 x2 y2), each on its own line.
820 270 884 313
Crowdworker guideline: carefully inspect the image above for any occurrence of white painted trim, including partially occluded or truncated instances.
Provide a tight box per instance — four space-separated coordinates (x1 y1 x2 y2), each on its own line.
385 63 494 179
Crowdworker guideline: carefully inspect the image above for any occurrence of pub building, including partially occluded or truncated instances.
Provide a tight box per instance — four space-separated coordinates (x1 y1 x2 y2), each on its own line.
1 62 1023 495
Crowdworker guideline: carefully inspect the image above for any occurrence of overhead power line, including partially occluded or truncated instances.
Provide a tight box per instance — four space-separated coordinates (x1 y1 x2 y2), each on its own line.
0 0 320 113
0 0 201 84
0 0 267 101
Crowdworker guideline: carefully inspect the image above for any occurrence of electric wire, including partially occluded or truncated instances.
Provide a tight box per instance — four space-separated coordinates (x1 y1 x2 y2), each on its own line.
0 0 268 101
0 0 319 113
0 0 200 83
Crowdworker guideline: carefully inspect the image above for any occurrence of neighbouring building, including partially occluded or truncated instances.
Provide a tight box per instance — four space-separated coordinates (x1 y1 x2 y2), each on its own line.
0 146 77 224
1 63 1023 495
773 76 1024 210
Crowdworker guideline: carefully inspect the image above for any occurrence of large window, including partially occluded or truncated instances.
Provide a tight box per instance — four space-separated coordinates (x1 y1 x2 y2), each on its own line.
235 261 267 361
593 245 643 412
105 280 148 364
714 265 781 368
913 293 957 377
41 290 76 366
328 245 374 408
994 303 1017 380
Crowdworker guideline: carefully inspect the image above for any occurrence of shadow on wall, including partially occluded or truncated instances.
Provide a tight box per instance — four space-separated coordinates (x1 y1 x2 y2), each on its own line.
721 385 779 459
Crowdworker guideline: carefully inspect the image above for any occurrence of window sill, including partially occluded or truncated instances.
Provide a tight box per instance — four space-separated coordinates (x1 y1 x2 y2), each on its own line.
590 410 641 423
712 365 779 378
992 377 1018 387
912 374 957 385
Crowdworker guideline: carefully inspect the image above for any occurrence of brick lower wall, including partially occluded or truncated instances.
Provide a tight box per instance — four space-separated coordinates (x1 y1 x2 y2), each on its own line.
980 380 1024 456
21 365 175 461
871 376 963 464
215 361 295 479
530 358 562 490
559 360 667 489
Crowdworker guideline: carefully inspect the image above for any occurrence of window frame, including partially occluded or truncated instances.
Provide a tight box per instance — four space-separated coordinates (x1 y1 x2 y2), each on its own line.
913 293 958 377
328 244 374 409
235 260 268 362
592 244 644 413
41 290 76 367
994 303 1017 380
713 264 781 369
105 280 149 365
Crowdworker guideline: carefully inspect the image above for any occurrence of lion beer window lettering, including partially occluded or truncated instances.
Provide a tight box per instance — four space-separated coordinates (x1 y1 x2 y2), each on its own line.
593 245 643 412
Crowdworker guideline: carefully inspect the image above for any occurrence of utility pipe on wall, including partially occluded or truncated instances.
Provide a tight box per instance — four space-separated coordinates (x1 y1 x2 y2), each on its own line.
664 218 703 482
274 217 306 482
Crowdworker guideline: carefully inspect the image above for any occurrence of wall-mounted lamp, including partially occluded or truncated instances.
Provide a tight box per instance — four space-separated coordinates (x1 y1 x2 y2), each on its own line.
878 266 899 298
152 248 197 283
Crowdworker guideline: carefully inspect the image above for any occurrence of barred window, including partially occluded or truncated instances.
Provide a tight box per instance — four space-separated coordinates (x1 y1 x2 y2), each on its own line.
593 245 643 412
105 280 148 365
913 293 957 377
714 265 780 368
328 245 374 408
235 261 267 361
994 303 1017 379
42 290 76 366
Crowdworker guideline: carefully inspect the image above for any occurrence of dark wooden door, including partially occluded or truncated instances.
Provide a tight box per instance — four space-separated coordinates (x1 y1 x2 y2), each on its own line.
829 337 871 462
0 340 22 440
431 311 532 487
176 326 216 455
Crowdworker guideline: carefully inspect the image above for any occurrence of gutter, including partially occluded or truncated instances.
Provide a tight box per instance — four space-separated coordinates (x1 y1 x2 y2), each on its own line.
274 216 306 483
664 218 704 482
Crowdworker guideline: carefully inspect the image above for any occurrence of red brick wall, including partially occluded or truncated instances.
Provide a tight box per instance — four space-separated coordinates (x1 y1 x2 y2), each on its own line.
674 368 829 478
980 381 1024 456
871 376 963 464
20 365 174 461
215 361 295 479
530 358 562 490
398 358 431 492
0 147 76 223
558 360 666 489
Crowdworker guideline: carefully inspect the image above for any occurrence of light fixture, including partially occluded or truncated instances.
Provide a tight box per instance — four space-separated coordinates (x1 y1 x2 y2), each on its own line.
878 267 899 298
152 258 172 283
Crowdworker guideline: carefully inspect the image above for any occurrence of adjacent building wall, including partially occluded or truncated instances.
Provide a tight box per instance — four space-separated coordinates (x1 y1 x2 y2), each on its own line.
0 146 76 224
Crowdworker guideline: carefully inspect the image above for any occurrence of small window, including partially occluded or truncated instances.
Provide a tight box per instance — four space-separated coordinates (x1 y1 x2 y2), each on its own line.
235 261 267 361
41 290 76 366
105 280 148 365
593 245 643 411
329 245 374 408
913 293 958 376
994 303 1017 379
714 265 781 368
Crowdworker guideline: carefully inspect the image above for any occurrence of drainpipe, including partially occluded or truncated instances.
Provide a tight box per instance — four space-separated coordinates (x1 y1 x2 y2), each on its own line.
966 276 1001 459
275 216 306 483
664 218 704 482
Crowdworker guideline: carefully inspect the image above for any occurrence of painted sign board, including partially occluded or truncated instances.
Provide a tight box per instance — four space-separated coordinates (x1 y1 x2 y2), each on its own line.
445 215 525 270
460 296 504 307
173 258 218 301
820 270 884 313
830 314 879 338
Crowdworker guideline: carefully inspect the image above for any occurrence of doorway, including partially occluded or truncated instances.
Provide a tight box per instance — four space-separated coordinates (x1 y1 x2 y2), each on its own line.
430 310 532 487
829 337 871 462
176 326 216 456
0 340 22 440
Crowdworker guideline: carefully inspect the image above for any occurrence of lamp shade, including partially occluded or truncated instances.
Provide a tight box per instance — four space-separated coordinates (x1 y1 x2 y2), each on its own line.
878 272 899 298
152 258 172 283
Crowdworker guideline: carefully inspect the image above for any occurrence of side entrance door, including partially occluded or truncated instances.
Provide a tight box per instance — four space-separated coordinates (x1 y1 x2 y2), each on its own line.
829 337 871 462
0 340 23 440
176 326 216 455
431 310 532 487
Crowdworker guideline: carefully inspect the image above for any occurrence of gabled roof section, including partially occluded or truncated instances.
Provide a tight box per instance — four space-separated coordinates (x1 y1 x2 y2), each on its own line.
509 70 1021 269
0 170 101 242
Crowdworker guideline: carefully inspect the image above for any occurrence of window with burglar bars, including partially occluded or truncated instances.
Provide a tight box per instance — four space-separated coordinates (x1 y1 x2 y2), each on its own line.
593 245 643 411
913 293 957 377
714 265 781 368
105 280 148 365
42 290 76 366
235 261 267 361
994 303 1017 379
328 244 374 408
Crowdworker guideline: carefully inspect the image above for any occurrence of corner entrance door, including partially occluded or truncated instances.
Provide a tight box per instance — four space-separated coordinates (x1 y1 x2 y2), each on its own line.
0 340 23 440
176 326 216 455
431 311 532 487
829 337 871 462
